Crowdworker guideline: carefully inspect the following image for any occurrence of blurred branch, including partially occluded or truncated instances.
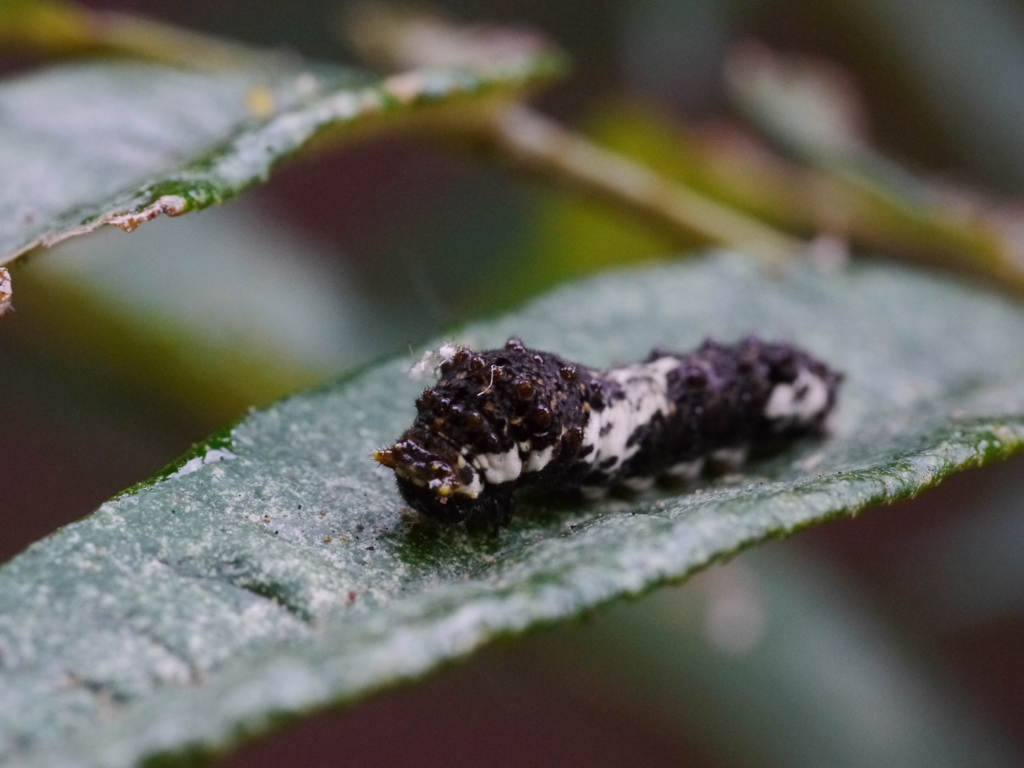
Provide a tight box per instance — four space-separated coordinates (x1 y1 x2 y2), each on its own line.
343 3 801 264
725 42 1024 295
0 0 280 69
473 104 800 262
348 4 1024 293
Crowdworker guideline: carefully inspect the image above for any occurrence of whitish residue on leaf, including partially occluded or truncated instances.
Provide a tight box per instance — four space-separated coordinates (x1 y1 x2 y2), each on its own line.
169 448 237 479
104 195 189 232
8 195 191 262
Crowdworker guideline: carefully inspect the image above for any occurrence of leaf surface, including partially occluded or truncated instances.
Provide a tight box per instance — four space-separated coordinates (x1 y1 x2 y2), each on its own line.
3 254 1024 767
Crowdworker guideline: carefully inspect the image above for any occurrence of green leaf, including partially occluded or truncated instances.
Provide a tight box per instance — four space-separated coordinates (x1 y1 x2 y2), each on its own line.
4 254 1024 767
0 53 562 266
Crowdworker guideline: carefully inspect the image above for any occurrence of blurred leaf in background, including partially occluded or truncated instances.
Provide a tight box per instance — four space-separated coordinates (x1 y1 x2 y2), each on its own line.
17 201 390 421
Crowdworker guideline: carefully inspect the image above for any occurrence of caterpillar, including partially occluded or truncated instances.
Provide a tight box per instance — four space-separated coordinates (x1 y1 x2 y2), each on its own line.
374 337 842 527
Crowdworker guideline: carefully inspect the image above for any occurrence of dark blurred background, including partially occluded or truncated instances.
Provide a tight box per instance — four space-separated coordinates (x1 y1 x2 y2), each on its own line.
2 0 1024 765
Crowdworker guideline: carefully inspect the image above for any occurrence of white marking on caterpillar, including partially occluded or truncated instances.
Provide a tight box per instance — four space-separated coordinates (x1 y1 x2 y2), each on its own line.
473 447 523 485
581 356 680 474
523 444 557 474
621 475 655 492
664 458 705 481
709 446 749 470
765 368 831 422
461 471 485 497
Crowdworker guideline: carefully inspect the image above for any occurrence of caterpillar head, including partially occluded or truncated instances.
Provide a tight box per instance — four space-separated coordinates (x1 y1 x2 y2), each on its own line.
374 426 482 513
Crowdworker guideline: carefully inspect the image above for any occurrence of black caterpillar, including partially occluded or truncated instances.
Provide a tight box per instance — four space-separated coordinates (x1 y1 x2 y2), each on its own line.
375 337 842 527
